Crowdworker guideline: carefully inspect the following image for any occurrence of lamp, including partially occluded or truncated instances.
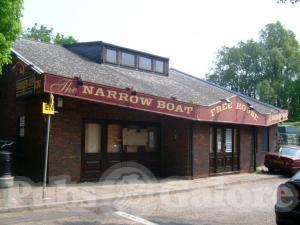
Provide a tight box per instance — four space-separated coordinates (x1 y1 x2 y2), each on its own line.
247 102 254 110
57 97 63 108
221 98 231 103
74 76 83 86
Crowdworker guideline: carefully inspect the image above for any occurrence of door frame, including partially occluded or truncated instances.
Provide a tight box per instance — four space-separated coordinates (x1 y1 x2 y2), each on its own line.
209 125 240 175
80 118 161 181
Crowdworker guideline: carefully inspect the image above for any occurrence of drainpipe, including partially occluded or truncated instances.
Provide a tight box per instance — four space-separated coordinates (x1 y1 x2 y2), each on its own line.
252 126 257 172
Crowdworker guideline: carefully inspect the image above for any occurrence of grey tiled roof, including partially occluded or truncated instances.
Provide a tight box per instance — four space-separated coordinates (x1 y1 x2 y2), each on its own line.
13 39 283 114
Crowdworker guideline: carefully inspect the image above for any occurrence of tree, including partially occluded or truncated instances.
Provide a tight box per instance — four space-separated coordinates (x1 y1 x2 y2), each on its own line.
207 21 300 120
258 22 300 111
53 33 77 45
277 0 300 3
22 23 77 45
207 40 264 98
0 0 23 74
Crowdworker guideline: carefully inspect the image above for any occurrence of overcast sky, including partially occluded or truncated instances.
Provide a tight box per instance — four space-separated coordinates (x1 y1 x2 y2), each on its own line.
21 0 300 78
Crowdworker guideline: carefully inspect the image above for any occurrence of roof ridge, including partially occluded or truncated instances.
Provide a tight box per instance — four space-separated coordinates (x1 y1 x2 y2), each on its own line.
18 38 64 48
170 68 282 113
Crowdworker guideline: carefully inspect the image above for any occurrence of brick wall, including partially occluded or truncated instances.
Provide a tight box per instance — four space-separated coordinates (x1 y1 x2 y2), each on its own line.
0 65 46 181
256 124 278 167
160 117 191 178
239 126 254 172
48 96 191 182
192 122 210 178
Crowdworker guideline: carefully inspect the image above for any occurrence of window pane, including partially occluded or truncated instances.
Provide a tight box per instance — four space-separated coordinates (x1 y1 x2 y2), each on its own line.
216 128 222 153
139 56 152 71
260 127 269 152
210 127 213 153
155 60 164 73
121 52 135 67
146 127 158 152
106 49 117 64
233 128 239 153
19 116 25 127
107 124 122 153
85 123 101 153
225 128 232 152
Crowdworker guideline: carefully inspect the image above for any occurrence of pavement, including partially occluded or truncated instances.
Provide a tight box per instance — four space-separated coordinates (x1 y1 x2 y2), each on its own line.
0 172 282 214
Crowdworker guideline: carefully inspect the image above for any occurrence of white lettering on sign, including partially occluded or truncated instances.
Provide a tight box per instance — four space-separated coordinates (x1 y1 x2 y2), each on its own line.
210 102 259 121
49 80 194 117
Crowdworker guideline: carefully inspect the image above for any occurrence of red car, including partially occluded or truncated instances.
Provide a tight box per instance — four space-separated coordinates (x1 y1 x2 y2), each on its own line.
265 145 300 174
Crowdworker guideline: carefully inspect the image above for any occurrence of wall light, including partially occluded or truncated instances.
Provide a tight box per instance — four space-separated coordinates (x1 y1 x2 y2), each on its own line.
57 97 63 108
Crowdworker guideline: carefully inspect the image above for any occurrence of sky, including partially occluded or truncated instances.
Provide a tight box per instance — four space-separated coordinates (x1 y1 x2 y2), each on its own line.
21 0 300 78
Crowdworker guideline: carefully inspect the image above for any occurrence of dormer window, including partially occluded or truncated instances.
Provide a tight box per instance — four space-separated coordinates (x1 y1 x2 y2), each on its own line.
121 52 135 67
101 43 169 75
106 48 117 64
138 56 152 71
155 60 164 74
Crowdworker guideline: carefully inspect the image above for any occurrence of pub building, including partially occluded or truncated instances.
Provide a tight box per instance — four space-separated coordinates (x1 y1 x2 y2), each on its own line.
0 39 288 182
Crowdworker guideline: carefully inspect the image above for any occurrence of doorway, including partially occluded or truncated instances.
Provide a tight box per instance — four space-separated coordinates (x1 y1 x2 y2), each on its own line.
81 120 160 181
209 127 240 174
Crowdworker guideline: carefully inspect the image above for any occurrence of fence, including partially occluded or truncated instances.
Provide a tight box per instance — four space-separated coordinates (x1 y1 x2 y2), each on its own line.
278 133 300 146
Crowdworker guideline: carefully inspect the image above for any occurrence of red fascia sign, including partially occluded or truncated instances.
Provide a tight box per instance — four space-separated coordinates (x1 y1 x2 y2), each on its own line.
43 74 288 126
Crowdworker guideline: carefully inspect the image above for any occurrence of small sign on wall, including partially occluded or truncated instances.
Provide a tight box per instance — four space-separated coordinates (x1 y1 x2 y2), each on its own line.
122 128 148 146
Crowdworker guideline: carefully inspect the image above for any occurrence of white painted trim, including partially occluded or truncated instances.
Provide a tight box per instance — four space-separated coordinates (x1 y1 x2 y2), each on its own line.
11 49 44 74
115 211 159 225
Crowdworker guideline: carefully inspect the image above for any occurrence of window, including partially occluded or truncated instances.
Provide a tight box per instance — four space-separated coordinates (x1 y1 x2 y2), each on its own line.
106 48 117 64
16 115 25 154
155 60 164 73
216 128 222 153
225 128 232 152
138 56 152 71
233 128 239 153
259 127 269 152
19 115 25 137
210 127 214 153
279 147 300 157
121 52 135 67
85 123 101 153
146 127 158 152
107 124 122 153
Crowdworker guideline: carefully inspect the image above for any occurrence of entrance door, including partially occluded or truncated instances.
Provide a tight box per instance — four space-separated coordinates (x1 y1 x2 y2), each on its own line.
209 127 240 174
81 121 160 181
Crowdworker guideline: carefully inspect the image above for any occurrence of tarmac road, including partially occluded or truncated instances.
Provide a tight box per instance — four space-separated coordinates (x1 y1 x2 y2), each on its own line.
0 176 289 225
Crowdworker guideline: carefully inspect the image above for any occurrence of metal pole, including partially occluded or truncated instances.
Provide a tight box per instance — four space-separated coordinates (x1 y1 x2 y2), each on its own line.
42 114 51 200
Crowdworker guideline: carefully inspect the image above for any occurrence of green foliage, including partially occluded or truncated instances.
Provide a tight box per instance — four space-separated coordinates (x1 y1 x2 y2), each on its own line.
0 0 23 74
277 0 300 3
207 21 300 120
53 33 77 45
22 23 77 45
207 40 264 98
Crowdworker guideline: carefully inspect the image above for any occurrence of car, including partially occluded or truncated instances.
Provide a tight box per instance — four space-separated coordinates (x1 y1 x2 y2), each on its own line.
264 145 300 174
275 171 300 225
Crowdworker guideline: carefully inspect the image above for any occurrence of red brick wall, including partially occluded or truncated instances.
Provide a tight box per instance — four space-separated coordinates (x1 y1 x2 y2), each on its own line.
0 65 46 181
256 124 278 167
192 122 210 178
48 97 191 182
160 118 191 178
239 126 254 172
